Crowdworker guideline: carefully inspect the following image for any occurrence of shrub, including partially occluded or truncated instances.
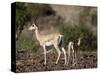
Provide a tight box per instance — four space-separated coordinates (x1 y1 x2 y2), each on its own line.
60 22 97 51
16 35 39 52
16 2 55 40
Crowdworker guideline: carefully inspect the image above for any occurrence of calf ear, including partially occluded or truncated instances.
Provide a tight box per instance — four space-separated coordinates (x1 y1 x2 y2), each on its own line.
34 16 39 26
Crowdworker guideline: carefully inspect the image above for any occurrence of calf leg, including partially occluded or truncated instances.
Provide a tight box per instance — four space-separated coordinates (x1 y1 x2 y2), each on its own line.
68 45 71 64
54 45 61 64
61 47 66 64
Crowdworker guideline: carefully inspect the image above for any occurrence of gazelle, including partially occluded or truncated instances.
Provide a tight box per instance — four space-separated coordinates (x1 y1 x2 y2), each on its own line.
67 38 81 65
28 24 66 65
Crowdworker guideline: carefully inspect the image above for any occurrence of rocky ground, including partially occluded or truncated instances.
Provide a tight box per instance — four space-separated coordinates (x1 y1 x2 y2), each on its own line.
16 49 97 73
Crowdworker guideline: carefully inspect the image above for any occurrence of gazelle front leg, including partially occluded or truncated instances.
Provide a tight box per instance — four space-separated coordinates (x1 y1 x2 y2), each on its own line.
54 45 61 64
43 45 46 65
61 47 66 64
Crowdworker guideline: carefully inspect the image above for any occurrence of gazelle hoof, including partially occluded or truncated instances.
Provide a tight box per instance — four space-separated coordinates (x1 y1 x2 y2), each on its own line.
44 62 46 65
55 62 58 65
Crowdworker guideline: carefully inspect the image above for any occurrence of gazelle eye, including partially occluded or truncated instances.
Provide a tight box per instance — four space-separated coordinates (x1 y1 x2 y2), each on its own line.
32 24 35 26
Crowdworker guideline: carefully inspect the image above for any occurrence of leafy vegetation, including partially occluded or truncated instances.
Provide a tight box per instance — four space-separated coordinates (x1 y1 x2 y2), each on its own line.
60 22 97 50
16 2 97 52
16 35 39 52
16 2 55 40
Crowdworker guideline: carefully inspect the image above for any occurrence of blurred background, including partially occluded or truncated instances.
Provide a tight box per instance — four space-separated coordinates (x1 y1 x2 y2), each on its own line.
16 2 97 51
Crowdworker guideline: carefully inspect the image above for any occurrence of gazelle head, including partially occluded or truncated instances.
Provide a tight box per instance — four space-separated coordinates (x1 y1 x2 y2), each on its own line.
28 24 38 31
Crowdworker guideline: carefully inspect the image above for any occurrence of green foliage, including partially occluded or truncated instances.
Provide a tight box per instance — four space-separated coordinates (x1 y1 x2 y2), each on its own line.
16 2 55 27
16 2 55 40
16 35 39 52
60 22 97 50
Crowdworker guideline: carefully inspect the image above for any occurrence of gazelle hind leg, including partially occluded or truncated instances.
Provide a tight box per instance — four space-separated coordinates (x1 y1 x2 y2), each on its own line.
61 47 66 64
74 50 77 64
43 45 46 65
67 50 70 64
71 45 75 64
54 45 61 64
68 43 71 64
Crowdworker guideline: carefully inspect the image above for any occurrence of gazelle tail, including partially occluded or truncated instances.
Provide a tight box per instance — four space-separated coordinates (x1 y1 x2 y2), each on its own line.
58 35 64 47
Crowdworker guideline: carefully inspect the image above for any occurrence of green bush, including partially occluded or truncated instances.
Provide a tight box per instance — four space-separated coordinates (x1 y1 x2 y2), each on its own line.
60 22 97 51
16 2 55 40
16 35 39 52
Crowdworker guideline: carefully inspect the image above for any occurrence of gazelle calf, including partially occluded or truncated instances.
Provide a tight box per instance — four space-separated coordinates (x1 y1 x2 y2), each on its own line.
28 24 66 65
67 38 81 65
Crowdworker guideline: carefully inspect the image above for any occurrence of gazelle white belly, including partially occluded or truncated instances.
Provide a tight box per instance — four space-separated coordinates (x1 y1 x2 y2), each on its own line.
45 41 52 46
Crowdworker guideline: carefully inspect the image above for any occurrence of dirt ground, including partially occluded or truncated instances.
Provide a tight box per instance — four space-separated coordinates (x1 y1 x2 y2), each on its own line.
16 49 97 73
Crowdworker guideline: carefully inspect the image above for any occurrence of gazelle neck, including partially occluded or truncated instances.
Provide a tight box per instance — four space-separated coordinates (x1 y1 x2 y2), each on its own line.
34 28 40 41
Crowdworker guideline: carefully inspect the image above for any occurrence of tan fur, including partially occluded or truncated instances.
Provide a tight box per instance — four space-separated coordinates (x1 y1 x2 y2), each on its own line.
29 24 66 65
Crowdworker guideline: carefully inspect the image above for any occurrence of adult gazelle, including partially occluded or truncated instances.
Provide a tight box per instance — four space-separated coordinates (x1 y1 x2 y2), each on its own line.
28 24 66 65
